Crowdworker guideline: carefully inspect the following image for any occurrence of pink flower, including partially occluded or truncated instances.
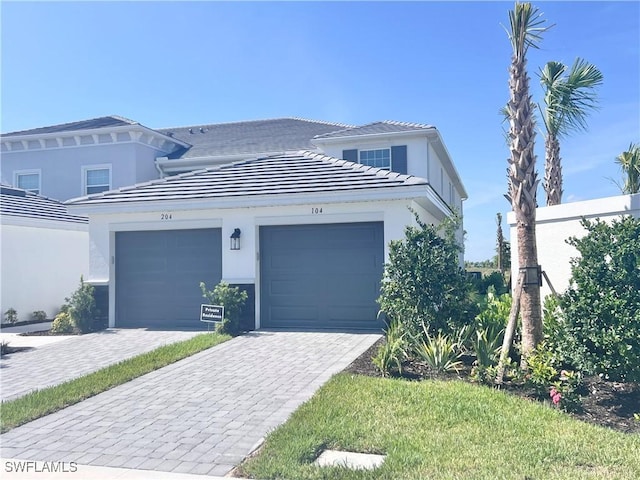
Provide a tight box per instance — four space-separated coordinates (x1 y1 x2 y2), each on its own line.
549 387 562 405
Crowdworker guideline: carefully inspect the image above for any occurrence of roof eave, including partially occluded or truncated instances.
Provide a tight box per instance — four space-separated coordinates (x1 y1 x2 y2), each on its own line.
66 184 433 216
2 124 191 150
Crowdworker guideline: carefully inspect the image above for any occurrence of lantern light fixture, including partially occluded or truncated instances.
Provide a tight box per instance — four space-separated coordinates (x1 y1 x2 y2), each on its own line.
230 228 241 250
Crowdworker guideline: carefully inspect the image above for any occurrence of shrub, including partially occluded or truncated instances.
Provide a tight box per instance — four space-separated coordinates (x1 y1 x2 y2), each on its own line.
66 277 98 334
51 312 75 334
372 318 408 376
557 216 640 381
414 327 463 373
4 308 18 325
31 311 47 322
378 211 476 337
200 281 247 336
525 343 583 413
1 340 10 356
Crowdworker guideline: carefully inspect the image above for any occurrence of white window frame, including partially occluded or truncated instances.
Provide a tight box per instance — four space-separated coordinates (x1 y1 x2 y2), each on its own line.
82 164 112 195
14 169 41 194
359 148 391 170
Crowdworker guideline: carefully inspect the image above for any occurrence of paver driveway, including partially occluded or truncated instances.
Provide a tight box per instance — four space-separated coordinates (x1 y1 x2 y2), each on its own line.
0 331 380 477
1 329 203 402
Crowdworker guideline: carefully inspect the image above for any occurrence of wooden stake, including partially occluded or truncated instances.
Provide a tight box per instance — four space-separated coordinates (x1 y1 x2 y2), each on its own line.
495 270 525 384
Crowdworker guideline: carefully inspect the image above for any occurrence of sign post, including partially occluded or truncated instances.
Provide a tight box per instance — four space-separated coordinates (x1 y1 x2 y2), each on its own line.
200 304 224 332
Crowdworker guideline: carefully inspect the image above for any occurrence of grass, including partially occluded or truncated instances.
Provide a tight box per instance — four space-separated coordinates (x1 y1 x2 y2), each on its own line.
238 373 640 480
0 332 229 433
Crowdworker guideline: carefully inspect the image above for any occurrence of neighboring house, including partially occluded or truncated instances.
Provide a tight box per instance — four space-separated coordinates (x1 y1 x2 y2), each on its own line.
0 117 350 201
508 193 640 301
3 115 467 331
0 186 89 323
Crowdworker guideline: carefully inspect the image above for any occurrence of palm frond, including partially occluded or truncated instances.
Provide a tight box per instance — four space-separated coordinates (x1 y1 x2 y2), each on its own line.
506 2 553 58
539 58 603 138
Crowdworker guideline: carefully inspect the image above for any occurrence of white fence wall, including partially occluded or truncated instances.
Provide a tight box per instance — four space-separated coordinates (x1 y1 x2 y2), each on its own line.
508 193 640 300
1 221 89 323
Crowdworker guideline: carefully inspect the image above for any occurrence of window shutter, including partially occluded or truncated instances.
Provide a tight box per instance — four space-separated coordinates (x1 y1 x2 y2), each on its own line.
342 149 358 163
391 145 407 174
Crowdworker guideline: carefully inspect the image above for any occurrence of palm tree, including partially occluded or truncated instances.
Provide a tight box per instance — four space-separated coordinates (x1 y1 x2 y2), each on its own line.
616 143 640 194
540 59 603 205
505 2 550 360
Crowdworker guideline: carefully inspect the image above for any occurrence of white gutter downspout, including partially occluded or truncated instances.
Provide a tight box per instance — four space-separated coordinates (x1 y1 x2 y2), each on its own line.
155 157 168 179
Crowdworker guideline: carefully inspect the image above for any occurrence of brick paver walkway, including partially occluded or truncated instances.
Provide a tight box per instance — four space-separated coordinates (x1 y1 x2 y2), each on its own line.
0 329 203 401
0 331 380 477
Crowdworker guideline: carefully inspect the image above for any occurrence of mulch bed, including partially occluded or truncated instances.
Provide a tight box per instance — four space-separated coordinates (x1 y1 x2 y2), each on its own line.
345 338 640 435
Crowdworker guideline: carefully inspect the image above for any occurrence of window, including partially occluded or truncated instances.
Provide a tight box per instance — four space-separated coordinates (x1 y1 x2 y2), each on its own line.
83 165 111 195
359 149 391 170
15 170 40 194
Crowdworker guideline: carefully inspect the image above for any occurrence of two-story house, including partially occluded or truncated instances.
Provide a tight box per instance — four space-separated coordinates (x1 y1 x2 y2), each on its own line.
2 116 467 331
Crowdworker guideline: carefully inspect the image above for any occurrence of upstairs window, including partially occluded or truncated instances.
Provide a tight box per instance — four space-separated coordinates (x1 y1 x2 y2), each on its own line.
84 166 111 195
359 149 391 170
15 171 40 194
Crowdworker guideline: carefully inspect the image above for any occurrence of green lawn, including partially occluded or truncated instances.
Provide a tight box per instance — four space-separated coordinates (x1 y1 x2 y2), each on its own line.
238 373 640 480
0 332 229 433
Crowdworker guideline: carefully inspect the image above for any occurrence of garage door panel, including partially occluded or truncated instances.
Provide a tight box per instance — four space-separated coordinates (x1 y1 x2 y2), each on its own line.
261 222 384 330
269 279 321 296
116 229 221 329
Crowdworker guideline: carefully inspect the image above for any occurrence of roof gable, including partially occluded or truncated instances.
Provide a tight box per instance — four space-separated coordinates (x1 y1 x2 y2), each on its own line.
0 186 88 224
66 151 428 206
313 120 435 140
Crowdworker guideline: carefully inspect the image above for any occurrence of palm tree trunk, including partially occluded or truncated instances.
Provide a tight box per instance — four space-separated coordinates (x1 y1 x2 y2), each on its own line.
544 135 562 205
507 3 544 363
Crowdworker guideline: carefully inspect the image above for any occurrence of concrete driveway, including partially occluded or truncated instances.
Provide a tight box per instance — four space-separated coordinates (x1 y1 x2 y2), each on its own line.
0 331 380 477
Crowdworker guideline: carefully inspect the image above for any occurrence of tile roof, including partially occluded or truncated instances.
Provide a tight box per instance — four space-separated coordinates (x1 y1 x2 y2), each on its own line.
67 151 428 206
0 186 88 224
157 118 354 159
2 116 138 137
314 120 436 140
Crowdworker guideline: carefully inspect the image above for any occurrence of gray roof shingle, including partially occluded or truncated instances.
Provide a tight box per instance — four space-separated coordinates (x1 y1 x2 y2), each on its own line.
67 151 428 206
0 186 88 224
2 116 138 137
314 120 436 140
157 118 353 159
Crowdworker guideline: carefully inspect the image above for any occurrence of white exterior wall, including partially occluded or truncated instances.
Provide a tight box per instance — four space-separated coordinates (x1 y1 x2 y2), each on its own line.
508 193 640 300
319 136 463 214
1 142 163 202
318 134 431 182
85 199 437 328
0 220 89 322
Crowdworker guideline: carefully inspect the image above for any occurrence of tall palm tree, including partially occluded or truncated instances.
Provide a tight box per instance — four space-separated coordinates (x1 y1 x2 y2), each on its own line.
540 59 603 205
505 2 550 360
616 143 640 194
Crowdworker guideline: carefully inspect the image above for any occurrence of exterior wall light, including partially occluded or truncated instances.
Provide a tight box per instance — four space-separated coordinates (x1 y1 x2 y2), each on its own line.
520 265 542 287
230 228 241 250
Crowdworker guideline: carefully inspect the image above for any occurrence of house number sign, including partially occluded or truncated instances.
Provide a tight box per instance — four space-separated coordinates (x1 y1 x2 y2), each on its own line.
311 207 323 214
161 213 172 220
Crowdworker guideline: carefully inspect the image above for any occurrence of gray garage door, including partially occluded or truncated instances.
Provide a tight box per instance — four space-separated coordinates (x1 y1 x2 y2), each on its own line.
260 222 384 330
116 229 222 329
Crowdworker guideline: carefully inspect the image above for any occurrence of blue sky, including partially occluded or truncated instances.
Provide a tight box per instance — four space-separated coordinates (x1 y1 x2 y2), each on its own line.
2 1 638 261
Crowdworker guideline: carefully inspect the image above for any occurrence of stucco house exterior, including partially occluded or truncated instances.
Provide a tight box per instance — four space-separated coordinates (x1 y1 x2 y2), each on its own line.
2 116 467 331
0 186 89 323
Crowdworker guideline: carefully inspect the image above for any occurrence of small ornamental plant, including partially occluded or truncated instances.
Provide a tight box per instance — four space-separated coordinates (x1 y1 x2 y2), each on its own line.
4 308 18 325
